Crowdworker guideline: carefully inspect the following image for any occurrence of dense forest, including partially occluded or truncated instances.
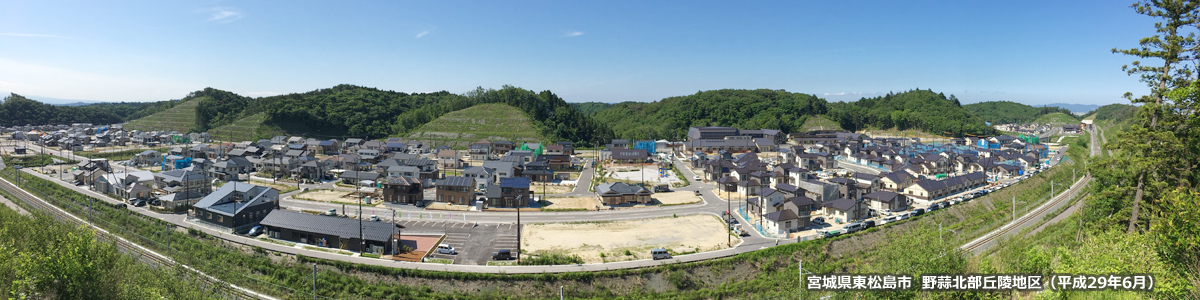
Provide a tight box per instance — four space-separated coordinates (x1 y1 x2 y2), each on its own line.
0 93 177 127
1081 103 1138 121
569 102 614 115
589 89 995 140
962 100 1075 123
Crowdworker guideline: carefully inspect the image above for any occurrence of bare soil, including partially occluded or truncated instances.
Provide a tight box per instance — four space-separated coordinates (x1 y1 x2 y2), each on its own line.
425 202 471 211
543 197 601 210
653 191 702 205
522 215 735 264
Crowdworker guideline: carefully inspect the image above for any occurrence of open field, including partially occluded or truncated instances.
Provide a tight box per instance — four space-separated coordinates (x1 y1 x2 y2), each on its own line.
245 180 301 193
123 99 201 133
407 103 545 149
1033 112 1079 124
206 113 284 142
522 215 735 264
530 184 574 194
653 191 702 205
857 128 956 143
799 115 841 131
542 197 601 211
293 189 366 204
426 202 471 211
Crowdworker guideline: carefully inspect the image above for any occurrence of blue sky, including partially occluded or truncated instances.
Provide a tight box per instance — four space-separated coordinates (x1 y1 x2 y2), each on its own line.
0 1 1155 105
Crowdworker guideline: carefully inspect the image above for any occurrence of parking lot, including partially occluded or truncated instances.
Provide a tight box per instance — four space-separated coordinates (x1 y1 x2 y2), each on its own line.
399 220 521 265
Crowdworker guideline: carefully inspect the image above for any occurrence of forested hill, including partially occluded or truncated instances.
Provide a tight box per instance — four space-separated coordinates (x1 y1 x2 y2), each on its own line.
569 102 614 115
590 89 995 140
119 85 614 147
1080 103 1137 122
826 89 996 136
962 101 1074 124
0 93 179 127
591 89 828 140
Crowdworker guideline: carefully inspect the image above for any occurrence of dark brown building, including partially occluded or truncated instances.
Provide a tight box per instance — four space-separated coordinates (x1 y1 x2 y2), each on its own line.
436 176 475 205
486 177 532 207
381 176 423 204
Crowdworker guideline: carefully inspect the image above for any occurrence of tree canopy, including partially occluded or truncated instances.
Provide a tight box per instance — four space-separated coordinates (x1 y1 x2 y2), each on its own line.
962 101 1075 124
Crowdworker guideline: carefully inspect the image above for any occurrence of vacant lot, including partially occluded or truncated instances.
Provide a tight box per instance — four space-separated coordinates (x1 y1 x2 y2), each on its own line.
653 191 701 205
522 215 734 264
294 189 368 204
543 197 601 211
529 184 574 194
426 202 471 211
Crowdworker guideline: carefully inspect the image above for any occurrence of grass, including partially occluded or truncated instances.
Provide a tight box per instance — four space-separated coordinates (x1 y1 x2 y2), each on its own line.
1033 112 1080 124
406 103 546 149
303 245 354 255
424 257 453 264
485 260 519 266
123 99 202 133
205 113 284 142
798 115 841 131
258 236 297 247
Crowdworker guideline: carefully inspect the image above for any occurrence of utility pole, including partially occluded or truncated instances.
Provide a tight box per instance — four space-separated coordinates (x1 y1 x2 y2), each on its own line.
392 208 399 255
312 264 317 300
798 259 813 300
516 195 522 264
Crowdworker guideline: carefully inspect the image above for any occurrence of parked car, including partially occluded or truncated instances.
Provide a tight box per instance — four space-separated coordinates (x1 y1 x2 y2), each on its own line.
73 181 83 186
693 175 701 181
323 209 337 216
863 220 877 229
928 203 939 211
843 222 864 233
248 225 263 236
896 212 910 220
132 200 146 207
881 215 898 224
739 229 750 237
492 249 513 260
369 215 380 222
436 244 457 255
115 203 127 209
651 248 672 260
812 217 826 224
818 230 841 238
694 190 702 196
911 208 925 216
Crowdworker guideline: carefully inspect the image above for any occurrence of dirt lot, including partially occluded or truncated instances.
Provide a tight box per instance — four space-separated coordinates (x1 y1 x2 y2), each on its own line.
522 215 735 264
710 188 745 201
530 185 574 194
294 189 368 204
543 197 601 211
653 191 701 205
426 202 471 211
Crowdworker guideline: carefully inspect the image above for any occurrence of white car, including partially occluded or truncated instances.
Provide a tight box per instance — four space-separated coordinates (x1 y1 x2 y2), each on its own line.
693 175 701 181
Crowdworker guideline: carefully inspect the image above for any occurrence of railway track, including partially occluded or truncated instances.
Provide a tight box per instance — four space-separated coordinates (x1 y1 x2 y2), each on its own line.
0 175 274 300
961 174 1090 253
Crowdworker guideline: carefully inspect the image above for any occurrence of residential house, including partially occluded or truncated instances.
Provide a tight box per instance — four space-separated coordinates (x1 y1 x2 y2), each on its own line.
340 171 381 186
133 150 162 167
822 198 867 223
863 191 908 212
468 143 491 161
462 166 493 190
437 149 461 169
380 176 423 205
193 182 279 233
880 171 915 192
595 182 651 205
436 176 475 205
260 210 394 254
153 170 211 210
486 177 532 207
94 171 155 201
761 210 801 236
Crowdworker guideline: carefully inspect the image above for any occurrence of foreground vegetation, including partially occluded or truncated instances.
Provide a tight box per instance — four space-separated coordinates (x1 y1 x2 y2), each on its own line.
0 193 219 299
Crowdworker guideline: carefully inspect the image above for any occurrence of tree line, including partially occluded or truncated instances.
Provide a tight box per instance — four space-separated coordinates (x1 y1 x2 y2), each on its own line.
0 93 179 127
962 100 1076 124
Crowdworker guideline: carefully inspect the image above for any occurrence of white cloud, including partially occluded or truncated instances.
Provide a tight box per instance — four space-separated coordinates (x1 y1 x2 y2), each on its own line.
564 31 584 37
204 7 244 23
0 58 196 101
823 92 846 96
0 33 63 38
415 30 431 39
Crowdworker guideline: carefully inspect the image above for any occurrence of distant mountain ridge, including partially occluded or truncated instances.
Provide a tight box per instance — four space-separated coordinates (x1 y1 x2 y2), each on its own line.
1040 103 1101 113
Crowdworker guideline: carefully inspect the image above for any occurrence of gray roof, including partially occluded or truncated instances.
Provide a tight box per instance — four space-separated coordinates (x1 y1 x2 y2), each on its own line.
863 191 900 203
259 210 394 241
824 198 857 211
341 171 381 181
764 209 800 222
439 176 474 187
154 169 207 182
596 182 650 195
194 182 278 217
